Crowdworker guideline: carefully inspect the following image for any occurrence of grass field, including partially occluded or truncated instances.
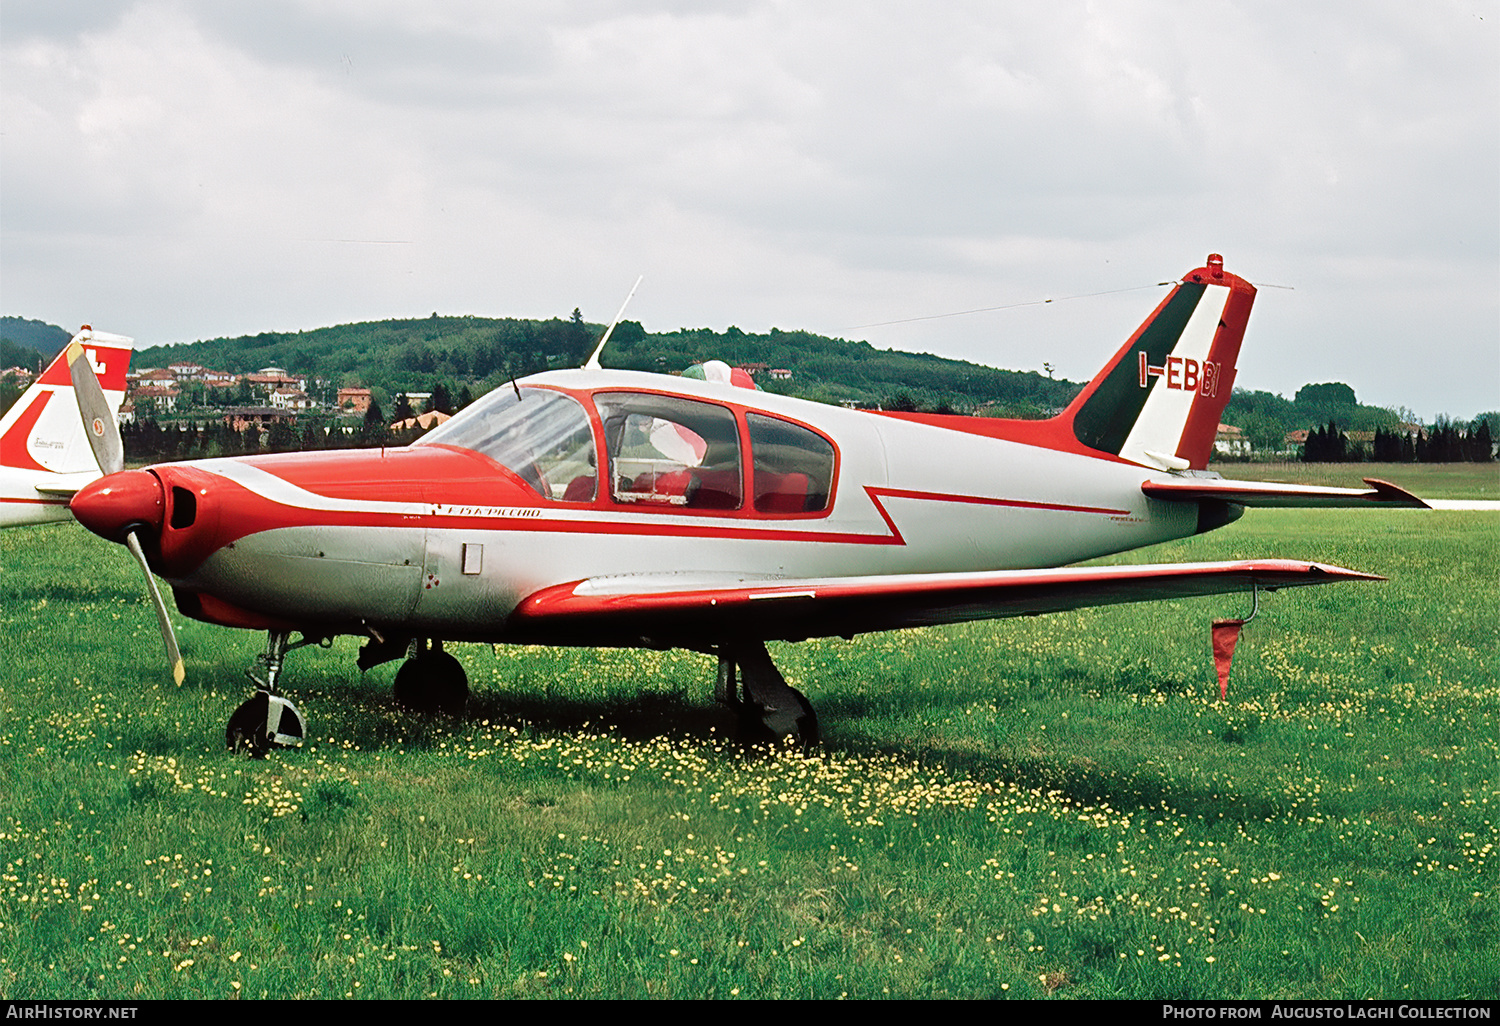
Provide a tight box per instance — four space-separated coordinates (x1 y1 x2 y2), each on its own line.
0 488 1495 999
1218 461 1498 501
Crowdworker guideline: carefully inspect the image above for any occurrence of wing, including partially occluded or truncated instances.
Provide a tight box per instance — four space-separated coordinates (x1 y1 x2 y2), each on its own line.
507 559 1382 646
1143 476 1428 508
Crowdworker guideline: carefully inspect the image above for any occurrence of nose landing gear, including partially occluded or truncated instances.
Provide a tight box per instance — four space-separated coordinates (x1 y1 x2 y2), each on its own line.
227 630 312 756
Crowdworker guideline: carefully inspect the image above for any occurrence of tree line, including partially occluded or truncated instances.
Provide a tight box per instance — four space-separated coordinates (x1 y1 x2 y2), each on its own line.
118 401 438 463
1302 419 1493 463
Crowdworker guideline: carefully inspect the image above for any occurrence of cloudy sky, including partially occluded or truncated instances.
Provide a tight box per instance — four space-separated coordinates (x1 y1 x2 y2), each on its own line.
2 1 1495 419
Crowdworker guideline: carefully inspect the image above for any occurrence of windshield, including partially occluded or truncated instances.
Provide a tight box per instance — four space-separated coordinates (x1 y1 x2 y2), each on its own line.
417 387 597 501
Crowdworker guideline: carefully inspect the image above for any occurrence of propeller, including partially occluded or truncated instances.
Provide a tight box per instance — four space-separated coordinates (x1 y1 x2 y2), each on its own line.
68 333 185 685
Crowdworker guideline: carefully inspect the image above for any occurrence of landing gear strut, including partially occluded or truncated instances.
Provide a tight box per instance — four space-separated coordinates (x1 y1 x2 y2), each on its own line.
226 630 310 756
393 639 469 715
717 640 819 746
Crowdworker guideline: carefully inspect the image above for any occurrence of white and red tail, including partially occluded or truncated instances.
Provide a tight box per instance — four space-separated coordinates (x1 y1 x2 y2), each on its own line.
875 256 1256 471
0 327 134 475
1062 254 1256 471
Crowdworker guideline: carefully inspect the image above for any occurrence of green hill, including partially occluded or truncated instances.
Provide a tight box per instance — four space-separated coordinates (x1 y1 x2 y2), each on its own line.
0 317 72 372
127 313 1083 415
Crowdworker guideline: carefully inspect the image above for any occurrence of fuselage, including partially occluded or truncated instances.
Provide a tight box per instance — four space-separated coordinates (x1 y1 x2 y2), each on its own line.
72 368 1206 644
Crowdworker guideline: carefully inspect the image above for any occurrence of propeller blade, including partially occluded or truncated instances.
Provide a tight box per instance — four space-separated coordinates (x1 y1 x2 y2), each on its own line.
67 338 125 476
125 530 185 685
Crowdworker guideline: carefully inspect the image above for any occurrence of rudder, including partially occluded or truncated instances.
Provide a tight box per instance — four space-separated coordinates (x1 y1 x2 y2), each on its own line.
1064 254 1255 471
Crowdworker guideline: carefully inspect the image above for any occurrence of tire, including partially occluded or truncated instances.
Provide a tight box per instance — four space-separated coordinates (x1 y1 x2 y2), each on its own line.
394 651 469 715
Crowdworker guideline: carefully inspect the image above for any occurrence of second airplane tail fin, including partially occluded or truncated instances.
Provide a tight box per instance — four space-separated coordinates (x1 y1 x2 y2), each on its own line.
0 327 134 475
1062 254 1256 471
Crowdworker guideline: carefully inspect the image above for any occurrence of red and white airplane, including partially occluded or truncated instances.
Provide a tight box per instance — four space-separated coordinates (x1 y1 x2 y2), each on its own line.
0 328 134 528
64 256 1425 751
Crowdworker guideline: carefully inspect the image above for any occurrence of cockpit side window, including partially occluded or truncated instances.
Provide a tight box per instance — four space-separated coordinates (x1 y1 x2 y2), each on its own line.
593 393 742 509
416 387 597 501
747 412 835 513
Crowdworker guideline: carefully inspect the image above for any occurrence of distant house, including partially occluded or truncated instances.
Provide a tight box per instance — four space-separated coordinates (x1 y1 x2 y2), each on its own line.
768 368 792 381
224 407 297 432
391 410 452 432
1214 424 1250 457
735 362 769 379
133 385 180 412
269 388 318 411
244 371 306 394
337 387 373 414
168 363 205 380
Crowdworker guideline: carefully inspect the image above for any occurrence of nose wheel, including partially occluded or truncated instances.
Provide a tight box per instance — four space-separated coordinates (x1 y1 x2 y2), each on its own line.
227 690 306 756
393 640 469 714
227 630 311 756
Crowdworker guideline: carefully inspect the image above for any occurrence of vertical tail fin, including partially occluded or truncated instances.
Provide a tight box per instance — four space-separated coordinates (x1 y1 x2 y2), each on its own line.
1063 254 1255 471
0 327 134 474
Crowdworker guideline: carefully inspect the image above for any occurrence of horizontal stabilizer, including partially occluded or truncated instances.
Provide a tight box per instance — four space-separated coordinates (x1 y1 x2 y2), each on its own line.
1143 477 1429 509
508 559 1383 646
32 471 104 497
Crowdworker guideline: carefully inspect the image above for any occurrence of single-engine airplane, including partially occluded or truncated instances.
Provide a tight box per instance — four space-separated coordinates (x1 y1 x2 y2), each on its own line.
1 328 134 528
65 255 1427 752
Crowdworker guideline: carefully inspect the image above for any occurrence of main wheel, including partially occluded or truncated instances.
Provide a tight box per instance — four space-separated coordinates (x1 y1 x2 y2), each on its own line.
737 685 820 747
394 651 469 714
425 651 469 714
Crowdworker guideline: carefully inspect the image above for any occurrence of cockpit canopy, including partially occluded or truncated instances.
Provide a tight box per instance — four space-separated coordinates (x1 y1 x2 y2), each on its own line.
418 384 835 513
418 387 597 500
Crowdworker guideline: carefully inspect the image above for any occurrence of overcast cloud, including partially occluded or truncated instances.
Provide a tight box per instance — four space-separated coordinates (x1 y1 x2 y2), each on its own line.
2 0 1495 418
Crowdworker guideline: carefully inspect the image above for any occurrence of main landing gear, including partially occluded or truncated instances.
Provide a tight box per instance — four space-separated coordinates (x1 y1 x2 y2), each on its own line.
715 640 820 746
357 634 470 714
226 630 310 756
392 639 469 715
225 631 802 754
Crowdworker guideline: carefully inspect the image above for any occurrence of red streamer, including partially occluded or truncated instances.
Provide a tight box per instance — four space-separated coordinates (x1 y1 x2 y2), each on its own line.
1211 619 1247 700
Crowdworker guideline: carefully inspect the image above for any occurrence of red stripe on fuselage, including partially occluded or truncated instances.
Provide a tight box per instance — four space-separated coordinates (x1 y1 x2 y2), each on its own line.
0 496 69 507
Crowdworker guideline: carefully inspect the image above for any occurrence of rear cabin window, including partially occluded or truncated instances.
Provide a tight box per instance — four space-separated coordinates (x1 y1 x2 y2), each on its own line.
594 393 742 510
747 413 835 514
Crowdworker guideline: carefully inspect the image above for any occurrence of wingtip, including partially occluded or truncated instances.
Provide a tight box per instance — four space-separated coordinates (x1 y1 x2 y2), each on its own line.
1362 478 1431 509
1309 562 1386 583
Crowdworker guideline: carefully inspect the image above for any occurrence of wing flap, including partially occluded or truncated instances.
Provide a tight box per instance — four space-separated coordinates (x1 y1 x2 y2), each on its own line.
508 559 1382 645
1143 477 1428 508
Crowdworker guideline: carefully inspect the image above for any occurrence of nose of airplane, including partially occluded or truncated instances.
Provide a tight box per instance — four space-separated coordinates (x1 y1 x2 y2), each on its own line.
70 469 165 542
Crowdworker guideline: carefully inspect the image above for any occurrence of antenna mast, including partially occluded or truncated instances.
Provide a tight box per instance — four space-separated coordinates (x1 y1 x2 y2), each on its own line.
584 275 643 370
